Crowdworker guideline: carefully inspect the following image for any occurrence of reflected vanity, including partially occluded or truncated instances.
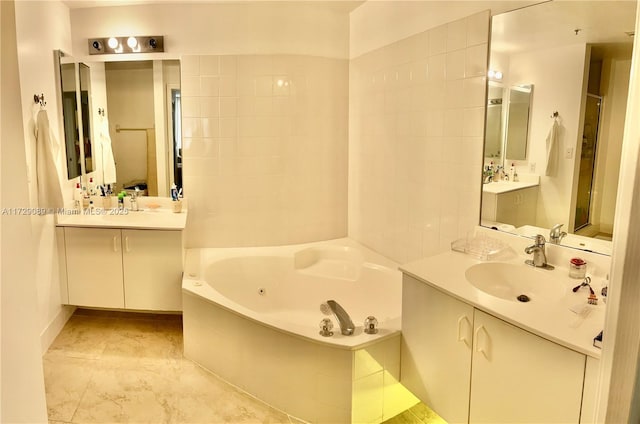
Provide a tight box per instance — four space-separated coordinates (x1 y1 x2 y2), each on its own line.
480 1 636 256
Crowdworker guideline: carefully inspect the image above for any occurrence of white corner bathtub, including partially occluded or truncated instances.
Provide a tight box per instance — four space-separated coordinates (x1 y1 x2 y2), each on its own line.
182 238 418 423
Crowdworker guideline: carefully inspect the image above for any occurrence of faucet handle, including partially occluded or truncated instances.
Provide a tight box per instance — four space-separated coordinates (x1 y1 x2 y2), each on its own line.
534 234 546 246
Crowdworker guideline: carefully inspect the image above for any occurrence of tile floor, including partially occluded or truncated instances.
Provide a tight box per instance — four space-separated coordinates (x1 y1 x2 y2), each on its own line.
44 309 443 424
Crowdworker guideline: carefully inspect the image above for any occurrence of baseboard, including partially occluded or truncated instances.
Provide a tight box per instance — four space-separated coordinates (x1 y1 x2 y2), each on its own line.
40 305 76 355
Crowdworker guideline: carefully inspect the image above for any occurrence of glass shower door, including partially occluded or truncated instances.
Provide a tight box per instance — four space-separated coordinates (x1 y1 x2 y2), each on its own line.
574 94 602 231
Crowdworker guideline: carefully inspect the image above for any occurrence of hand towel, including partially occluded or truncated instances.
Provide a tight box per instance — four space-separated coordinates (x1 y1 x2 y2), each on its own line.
35 110 64 208
98 116 117 184
544 119 559 176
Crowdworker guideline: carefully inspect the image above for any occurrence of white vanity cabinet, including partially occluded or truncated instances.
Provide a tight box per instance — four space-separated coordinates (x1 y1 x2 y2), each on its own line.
402 275 587 423
65 227 125 309
63 227 183 311
481 185 538 227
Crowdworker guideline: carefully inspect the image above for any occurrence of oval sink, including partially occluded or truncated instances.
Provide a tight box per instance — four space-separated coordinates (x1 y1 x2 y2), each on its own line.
465 263 567 302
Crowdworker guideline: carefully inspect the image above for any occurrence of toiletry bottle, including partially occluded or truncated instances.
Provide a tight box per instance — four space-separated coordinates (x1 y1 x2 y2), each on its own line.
510 163 516 181
73 182 83 208
170 183 178 201
88 177 96 196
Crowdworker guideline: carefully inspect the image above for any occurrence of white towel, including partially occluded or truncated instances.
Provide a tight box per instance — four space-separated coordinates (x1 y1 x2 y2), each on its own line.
98 116 117 185
35 110 64 208
544 119 559 176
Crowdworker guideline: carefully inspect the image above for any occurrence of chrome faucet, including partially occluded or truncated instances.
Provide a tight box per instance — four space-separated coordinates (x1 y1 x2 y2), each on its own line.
130 187 140 212
325 300 355 336
549 223 567 244
524 234 554 270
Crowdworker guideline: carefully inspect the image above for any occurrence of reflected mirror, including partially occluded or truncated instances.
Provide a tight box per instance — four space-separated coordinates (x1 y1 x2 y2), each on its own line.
58 52 94 179
481 1 636 255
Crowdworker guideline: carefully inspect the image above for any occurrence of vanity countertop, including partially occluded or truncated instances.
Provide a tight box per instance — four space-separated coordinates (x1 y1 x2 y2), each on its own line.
56 197 187 230
400 250 605 358
482 180 539 194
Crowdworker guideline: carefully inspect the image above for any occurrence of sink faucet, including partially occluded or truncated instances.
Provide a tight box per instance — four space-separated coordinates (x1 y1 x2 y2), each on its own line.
549 223 567 244
324 300 355 335
130 187 140 212
524 234 554 270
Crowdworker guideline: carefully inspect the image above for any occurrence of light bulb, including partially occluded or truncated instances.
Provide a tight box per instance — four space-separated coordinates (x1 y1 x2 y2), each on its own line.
495 71 503 80
107 37 119 49
127 36 138 48
487 69 496 78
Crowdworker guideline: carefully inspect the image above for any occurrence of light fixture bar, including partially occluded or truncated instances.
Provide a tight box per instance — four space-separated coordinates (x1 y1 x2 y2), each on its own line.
88 36 164 55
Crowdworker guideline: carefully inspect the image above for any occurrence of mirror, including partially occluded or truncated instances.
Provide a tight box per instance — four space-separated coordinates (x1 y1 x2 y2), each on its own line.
482 1 636 255
505 84 533 160
58 52 94 179
57 54 182 196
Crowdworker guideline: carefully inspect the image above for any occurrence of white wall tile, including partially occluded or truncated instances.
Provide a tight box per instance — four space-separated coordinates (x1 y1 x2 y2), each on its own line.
466 10 491 47
199 56 219 76
200 97 220 118
428 25 447 56
447 18 467 52
200 76 219 96
466 43 489 78
445 49 466 80
181 55 200 76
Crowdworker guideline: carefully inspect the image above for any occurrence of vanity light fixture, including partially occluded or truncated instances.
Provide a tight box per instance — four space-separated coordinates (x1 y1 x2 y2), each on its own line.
88 36 164 55
487 69 503 81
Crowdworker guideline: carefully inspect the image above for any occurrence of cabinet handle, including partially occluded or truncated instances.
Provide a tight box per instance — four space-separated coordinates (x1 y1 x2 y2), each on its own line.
474 325 490 359
457 316 472 348
112 236 119 252
125 236 130 253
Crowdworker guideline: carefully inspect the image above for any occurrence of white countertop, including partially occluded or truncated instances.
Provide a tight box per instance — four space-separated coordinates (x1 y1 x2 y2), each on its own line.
482 180 539 194
400 250 605 358
56 197 187 230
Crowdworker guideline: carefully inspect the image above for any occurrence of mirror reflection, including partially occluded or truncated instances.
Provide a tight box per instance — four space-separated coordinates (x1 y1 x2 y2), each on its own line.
58 55 182 197
58 53 94 179
481 1 636 255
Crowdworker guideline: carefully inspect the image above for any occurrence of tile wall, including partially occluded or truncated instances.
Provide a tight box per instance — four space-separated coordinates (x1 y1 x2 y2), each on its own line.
349 11 490 264
181 55 348 247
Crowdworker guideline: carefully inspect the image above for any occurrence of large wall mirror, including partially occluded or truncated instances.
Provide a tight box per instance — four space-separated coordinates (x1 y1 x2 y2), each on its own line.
482 1 636 255
57 52 182 196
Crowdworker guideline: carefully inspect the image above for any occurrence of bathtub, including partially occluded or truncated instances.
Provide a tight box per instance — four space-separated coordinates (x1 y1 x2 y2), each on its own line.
182 238 418 423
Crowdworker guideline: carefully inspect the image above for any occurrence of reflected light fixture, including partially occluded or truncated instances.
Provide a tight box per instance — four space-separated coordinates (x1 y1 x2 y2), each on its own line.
487 69 503 81
88 36 164 55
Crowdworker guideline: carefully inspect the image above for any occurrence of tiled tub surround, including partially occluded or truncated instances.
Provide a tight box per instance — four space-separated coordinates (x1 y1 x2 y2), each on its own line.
182 238 419 423
181 54 348 248
348 11 490 264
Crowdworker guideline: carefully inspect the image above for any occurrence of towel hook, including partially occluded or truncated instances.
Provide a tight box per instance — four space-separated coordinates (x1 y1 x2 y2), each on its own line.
33 93 46 107
98 108 105 116
551 111 559 118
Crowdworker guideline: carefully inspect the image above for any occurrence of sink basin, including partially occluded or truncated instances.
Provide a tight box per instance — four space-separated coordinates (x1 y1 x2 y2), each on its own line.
465 262 567 302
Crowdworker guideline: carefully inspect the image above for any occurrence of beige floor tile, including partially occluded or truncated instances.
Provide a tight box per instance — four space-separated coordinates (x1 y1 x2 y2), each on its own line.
47 315 118 359
45 313 297 424
176 360 290 424
42 353 96 422
71 363 181 423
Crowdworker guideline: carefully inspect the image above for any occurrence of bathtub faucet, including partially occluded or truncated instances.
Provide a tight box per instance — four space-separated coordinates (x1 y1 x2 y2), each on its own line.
325 300 355 336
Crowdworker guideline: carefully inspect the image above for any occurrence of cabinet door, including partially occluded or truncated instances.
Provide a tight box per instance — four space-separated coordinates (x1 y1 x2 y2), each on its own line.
122 229 183 311
65 227 124 308
469 310 585 424
516 186 538 226
401 275 474 424
495 191 518 226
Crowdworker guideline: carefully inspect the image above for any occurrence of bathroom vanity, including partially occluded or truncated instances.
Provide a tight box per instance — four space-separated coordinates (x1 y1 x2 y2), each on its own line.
481 180 539 228
400 229 606 423
56 197 187 311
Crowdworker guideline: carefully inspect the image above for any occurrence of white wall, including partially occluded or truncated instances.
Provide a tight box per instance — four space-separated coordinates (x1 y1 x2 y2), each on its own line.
70 2 350 59
14 0 76 354
349 10 490 263
506 43 589 231
349 0 538 59
1 0 49 421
